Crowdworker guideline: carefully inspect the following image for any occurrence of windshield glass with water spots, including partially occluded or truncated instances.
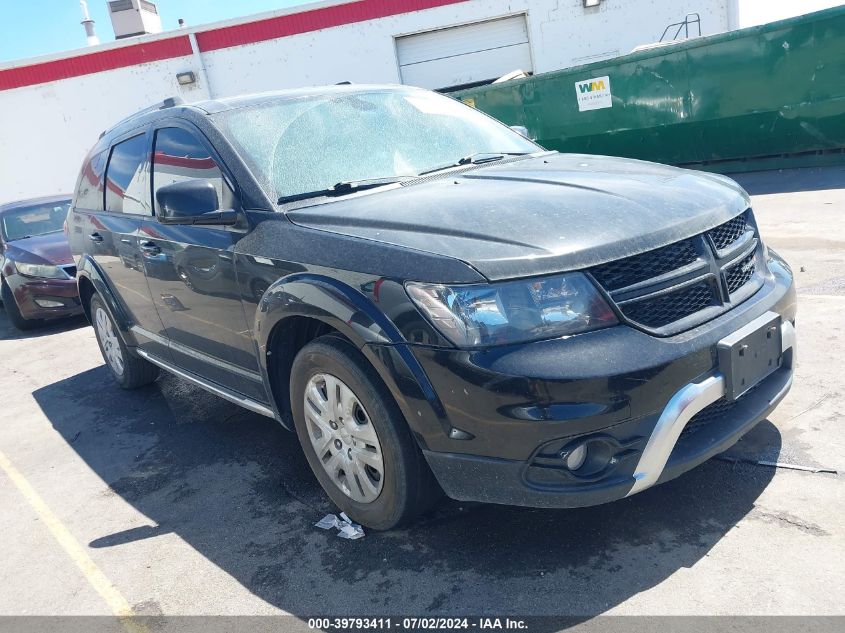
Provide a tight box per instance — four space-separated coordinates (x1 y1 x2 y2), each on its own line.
212 89 539 203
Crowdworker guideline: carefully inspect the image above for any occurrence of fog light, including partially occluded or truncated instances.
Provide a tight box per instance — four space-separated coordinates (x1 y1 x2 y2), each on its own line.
565 444 588 471
35 299 64 308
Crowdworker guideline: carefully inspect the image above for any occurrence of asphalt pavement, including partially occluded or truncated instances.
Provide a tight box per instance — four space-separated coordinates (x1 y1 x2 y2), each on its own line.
0 167 843 623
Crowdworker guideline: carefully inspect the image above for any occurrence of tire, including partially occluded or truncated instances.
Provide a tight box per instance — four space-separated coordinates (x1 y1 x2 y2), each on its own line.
1 280 42 330
89 294 159 389
290 335 441 530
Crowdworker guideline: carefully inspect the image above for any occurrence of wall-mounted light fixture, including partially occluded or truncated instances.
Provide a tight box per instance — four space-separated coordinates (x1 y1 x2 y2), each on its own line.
176 71 197 86
583 0 602 7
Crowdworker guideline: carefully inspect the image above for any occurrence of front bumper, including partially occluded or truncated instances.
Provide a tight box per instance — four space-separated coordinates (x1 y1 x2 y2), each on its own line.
405 259 796 508
7 274 83 320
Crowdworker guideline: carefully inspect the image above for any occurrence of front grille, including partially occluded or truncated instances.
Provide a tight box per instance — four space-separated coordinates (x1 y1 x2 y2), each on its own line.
590 239 698 291
686 398 738 430
709 213 748 250
621 282 717 328
586 210 762 333
680 382 762 440
725 252 755 294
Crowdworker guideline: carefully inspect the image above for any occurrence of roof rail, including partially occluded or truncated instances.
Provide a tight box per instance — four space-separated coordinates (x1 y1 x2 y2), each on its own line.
99 96 186 139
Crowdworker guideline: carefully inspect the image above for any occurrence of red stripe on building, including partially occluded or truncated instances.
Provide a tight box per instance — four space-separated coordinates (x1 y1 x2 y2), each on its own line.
0 36 192 91
0 0 469 91
195 0 470 51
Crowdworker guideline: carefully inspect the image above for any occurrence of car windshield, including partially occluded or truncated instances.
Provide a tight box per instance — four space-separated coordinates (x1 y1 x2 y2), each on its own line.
1 201 70 241
212 88 541 204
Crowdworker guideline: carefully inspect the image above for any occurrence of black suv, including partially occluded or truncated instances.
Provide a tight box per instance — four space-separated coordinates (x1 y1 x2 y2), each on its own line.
68 85 796 529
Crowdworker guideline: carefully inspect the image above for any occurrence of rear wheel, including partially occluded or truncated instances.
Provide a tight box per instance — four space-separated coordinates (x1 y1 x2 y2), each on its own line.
1 280 42 330
290 335 441 529
90 294 159 389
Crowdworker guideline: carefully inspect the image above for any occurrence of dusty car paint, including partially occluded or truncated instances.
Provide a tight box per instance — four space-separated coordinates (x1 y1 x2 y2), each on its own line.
68 85 796 513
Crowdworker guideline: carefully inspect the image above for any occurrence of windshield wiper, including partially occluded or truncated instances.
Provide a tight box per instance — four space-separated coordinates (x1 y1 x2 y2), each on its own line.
277 177 409 205
418 152 532 176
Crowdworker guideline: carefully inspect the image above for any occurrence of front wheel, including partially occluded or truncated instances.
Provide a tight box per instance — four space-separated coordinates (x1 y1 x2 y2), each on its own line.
1 280 42 330
90 294 159 389
290 335 440 530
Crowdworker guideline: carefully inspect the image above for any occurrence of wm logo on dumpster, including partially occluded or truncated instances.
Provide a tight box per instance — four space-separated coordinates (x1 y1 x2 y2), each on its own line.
575 75 612 112
578 79 607 93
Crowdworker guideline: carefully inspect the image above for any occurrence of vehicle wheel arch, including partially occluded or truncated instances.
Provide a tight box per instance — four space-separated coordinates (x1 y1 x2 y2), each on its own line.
77 274 96 322
1 275 19 309
257 274 447 447
76 256 139 345
264 314 343 428
254 273 403 349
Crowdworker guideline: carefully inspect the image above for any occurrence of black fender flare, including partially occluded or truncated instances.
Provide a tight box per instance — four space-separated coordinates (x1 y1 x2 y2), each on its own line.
254 273 450 447
255 273 402 349
77 254 140 347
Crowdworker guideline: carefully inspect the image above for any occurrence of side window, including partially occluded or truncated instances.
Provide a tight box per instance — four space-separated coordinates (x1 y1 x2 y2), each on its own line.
105 135 149 214
152 127 234 214
75 150 106 211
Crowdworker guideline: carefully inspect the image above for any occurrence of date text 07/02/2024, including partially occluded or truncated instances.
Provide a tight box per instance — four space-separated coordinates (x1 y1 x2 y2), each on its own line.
307 618 528 630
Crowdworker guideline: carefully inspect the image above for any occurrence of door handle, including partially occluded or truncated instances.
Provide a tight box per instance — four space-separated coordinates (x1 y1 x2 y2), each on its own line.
139 240 161 256
89 232 104 243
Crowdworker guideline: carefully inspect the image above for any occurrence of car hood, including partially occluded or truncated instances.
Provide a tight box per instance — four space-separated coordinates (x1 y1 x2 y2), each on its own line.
4 231 73 266
286 153 751 281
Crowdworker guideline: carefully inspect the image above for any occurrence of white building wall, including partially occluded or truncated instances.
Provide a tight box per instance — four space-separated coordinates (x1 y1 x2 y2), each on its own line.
0 0 730 202
0 55 206 203
200 0 731 98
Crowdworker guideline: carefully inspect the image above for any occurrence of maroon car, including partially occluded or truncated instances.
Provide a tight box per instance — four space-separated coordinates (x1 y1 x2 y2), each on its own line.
0 195 82 330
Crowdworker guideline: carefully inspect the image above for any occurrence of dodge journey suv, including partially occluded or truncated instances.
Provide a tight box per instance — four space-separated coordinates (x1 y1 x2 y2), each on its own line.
68 85 796 529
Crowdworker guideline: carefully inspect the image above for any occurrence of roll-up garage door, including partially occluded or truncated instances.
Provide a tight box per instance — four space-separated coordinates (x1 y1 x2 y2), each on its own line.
396 15 532 91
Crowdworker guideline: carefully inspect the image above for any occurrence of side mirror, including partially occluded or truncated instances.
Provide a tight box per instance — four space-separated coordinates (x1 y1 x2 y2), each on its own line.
156 180 237 226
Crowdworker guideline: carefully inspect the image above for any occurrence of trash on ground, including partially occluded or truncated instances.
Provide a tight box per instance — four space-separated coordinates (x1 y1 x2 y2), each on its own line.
338 523 365 539
315 513 365 539
756 460 838 474
315 514 341 530
718 456 838 475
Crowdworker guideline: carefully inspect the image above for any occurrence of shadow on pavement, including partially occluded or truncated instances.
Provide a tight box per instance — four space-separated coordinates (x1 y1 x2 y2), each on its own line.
0 306 88 340
34 366 779 620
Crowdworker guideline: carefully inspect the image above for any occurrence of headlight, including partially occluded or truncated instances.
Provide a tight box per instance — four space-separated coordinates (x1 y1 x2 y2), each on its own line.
406 273 618 347
766 246 792 275
14 262 66 279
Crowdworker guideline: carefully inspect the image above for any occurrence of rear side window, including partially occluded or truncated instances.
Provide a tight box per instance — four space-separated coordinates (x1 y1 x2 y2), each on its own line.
75 151 106 211
105 135 148 214
152 127 233 214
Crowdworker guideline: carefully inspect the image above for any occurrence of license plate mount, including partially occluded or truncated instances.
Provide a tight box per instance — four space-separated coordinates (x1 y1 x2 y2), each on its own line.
717 312 782 401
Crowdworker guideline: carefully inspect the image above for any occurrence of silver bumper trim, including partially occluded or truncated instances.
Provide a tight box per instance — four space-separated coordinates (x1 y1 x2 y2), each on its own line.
626 312 795 497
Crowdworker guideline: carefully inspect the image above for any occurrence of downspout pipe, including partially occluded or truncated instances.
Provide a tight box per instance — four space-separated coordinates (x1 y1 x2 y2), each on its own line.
189 32 214 99
726 0 740 30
